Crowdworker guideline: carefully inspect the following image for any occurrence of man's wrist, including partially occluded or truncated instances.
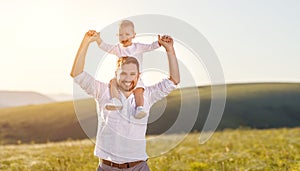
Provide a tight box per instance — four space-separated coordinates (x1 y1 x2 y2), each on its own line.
83 36 92 44
166 47 175 55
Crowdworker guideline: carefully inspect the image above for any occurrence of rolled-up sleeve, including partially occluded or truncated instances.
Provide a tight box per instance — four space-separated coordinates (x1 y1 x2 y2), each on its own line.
74 72 107 99
146 78 177 106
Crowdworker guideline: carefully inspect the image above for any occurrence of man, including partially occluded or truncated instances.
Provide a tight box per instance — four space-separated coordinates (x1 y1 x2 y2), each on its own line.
70 30 180 171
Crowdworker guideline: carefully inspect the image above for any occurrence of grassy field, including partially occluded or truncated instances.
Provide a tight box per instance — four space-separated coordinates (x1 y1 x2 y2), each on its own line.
1 83 300 144
1 127 300 171
1 83 299 170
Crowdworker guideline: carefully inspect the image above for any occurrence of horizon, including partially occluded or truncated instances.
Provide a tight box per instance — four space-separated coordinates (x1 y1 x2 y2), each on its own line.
1 81 300 97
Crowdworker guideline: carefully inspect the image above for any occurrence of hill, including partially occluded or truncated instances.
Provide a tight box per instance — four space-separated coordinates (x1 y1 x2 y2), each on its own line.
47 93 73 102
148 82 300 134
0 99 90 144
0 91 54 108
0 83 300 144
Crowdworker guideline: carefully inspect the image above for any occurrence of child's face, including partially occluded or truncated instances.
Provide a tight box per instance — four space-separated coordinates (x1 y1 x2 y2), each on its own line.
118 25 135 47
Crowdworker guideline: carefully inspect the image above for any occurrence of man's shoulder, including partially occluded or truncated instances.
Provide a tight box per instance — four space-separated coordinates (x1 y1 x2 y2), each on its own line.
144 79 176 91
143 79 177 105
74 72 110 88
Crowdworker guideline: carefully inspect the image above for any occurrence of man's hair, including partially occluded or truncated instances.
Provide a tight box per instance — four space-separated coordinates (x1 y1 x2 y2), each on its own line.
117 57 139 72
119 20 135 29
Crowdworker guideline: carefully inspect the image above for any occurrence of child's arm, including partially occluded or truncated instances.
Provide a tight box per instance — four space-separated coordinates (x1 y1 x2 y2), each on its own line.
109 77 120 99
97 32 120 56
135 36 161 53
95 32 102 47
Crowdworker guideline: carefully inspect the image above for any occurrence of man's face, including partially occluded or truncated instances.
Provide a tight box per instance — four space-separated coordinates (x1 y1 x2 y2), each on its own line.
116 63 139 92
118 25 135 47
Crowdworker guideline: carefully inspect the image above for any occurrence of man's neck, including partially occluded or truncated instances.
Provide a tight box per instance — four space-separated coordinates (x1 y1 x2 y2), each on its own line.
120 90 133 99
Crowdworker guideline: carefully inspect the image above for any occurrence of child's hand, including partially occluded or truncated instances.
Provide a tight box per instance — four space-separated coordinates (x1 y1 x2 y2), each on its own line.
95 32 102 46
84 30 99 43
158 35 174 53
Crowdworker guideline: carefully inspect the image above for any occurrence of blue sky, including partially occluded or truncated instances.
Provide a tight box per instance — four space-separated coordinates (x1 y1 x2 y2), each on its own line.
0 0 299 94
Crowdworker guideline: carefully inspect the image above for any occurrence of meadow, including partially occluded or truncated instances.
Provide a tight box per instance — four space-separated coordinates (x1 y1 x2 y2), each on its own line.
1 83 300 170
1 83 300 145
1 127 300 171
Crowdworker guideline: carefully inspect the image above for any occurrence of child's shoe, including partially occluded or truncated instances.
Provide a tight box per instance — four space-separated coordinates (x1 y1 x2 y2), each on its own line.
134 106 146 119
105 98 123 110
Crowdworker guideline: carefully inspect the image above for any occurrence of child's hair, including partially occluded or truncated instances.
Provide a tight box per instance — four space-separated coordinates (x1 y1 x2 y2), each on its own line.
117 56 140 72
119 20 135 29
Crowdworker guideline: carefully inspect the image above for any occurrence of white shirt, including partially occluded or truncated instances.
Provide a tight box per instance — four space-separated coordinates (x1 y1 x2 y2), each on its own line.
74 71 176 163
99 41 160 70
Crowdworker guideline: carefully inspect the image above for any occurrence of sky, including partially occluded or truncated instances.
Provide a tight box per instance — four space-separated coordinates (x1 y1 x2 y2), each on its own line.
1 0 300 95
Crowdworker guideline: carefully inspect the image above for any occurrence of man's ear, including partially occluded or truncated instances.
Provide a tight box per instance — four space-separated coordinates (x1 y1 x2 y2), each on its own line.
115 70 120 81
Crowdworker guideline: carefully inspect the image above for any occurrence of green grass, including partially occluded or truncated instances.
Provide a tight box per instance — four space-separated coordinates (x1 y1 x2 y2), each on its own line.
1 83 300 144
0 83 299 170
1 128 300 171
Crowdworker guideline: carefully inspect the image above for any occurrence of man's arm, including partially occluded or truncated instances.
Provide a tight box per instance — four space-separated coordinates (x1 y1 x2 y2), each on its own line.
70 30 107 99
70 30 98 78
158 35 180 85
145 35 179 106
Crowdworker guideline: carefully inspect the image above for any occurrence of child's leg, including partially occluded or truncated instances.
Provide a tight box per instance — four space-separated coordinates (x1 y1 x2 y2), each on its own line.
134 87 144 107
134 88 146 119
109 77 119 100
105 77 122 110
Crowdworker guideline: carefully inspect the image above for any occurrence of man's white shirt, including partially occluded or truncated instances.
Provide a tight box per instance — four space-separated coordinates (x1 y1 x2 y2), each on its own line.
74 71 176 163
